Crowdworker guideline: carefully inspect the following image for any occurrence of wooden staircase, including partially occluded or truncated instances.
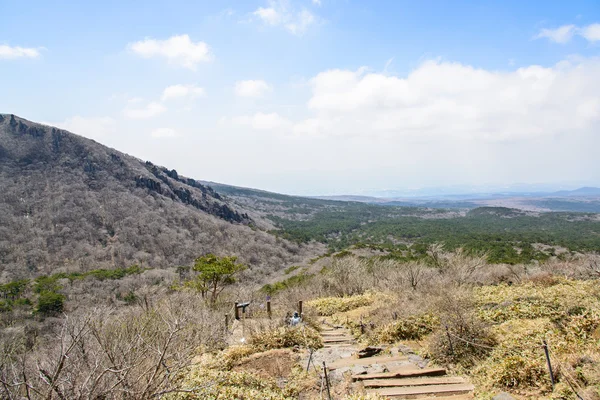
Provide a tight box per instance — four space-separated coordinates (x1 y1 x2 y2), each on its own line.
319 322 474 399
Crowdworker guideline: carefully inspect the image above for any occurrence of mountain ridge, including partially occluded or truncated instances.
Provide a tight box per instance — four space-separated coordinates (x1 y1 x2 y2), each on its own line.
0 114 317 281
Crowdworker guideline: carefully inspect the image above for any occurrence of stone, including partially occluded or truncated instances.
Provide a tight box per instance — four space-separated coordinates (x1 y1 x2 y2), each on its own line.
356 346 383 358
366 363 388 374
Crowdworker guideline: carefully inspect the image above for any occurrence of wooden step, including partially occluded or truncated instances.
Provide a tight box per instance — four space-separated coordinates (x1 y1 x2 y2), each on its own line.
352 367 446 381
323 337 353 342
322 331 351 336
367 383 474 398
328 355 409 370
362 376 466 388
324 343 356 348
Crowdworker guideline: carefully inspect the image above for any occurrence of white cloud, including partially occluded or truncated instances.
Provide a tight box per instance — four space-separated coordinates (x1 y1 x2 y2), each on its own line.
151 128 179 138
535 23 600 43
0 44 41 59
42 116 116 141
123 101 166 119
161 84 205 101
579 23 600 42
252 1 316 36
129 34 213 70
290 58 600 143
286 9 315 36
234 80 271 98
312 0 322 6
254 7 282 25
232 112 291 130
535 25 576 43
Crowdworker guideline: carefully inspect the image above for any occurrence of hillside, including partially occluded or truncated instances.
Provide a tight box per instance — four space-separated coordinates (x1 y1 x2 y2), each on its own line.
0 114 318 281
202 183 600 264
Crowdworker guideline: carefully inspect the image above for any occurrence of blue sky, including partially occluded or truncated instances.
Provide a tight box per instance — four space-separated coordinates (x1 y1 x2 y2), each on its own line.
1 0 600 195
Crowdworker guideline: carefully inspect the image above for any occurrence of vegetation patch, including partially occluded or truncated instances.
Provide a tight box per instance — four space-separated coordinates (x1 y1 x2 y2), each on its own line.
283 265 301 274
375 313 439 342
470 279 600 396
260 271 314 295
307 293 375 316
250 325 322 351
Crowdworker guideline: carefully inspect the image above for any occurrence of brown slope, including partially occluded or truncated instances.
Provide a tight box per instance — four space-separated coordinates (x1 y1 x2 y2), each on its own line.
0 114 318 281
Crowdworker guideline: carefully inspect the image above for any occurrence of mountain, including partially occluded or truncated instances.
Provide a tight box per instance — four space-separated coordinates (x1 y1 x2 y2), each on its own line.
549 187 600 197
0 114 317 281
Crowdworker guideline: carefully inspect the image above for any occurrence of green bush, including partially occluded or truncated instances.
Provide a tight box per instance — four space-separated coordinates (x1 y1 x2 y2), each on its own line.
36 291 65 315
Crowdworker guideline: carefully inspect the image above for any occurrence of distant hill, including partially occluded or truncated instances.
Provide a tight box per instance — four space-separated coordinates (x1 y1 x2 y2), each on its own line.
549 187 600 197
0 114 315 281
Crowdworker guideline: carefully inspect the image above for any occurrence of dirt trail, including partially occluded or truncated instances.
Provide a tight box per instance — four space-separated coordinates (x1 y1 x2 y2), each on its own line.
310 319 475 399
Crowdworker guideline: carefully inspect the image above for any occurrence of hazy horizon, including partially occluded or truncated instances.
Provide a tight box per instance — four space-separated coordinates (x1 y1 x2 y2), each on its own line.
2 0 600 195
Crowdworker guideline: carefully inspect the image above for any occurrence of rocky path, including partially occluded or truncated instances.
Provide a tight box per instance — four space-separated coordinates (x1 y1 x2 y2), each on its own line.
314 320 475 399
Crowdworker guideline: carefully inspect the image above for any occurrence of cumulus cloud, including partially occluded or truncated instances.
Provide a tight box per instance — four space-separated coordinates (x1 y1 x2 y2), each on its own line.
0 44 42 59
129 34 212 70
288 58 600 143
232 112 291 130
151 128 179 138
123 101 166 119
579 23 600 42
161 84 205 101
536 23 600 43
253 1 316 36
43 116 116 141
234 80 271 98
535 25 576 43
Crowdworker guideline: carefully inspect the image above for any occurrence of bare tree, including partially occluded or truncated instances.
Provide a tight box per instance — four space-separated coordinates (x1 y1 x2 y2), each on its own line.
404 262 425 291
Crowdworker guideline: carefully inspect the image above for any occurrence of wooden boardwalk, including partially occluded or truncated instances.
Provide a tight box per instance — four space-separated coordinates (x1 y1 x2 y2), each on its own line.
319 322 474 399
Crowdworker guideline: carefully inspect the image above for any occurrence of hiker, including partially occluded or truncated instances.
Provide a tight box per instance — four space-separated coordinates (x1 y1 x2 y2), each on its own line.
289 311 302 326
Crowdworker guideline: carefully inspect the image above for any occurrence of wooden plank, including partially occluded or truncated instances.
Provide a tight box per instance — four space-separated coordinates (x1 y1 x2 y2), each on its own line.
328 355 409 370
362 376 465 388
323 337 354 343
322 334 353 339
367 383 474 398
322 331 351 336
352 368 446 381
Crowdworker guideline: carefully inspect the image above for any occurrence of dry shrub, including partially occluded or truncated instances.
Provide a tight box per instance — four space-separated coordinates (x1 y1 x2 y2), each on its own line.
0 292 225 399
166 367 291 399
475 279 600 324
428 245 487 286
527 271 562 287
376 313 439 343
428 290 496 368
472 318 555 391
233 348 299 379
472 279 600 395
220 345 257 369
321 257 371 296
250 325 322 351
307 293 374 316
168 351 317 399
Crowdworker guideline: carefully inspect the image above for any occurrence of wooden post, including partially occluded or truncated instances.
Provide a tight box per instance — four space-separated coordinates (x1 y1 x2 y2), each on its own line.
234 302 239 320
306 349 314 372
267 300 272 319
225 314 229 333
445 325 454 355
322 361 332 400
298 300 303 316
543 340 555 390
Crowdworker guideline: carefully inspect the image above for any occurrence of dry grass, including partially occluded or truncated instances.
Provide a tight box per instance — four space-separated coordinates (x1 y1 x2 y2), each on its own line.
307 293 375 316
